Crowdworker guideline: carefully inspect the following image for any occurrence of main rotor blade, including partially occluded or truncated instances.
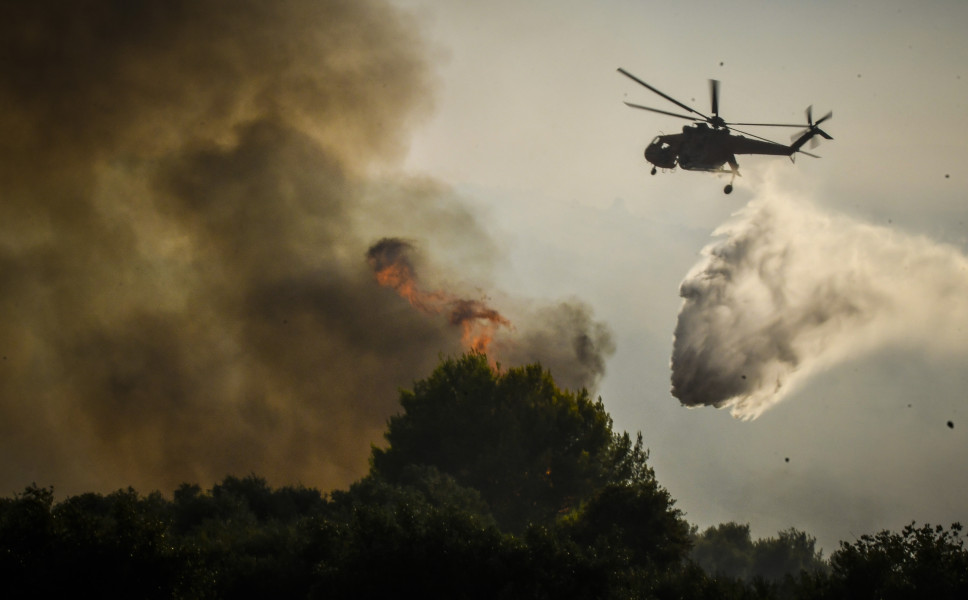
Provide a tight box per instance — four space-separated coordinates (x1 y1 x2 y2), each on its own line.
623 102 699 121
729 123 826 151
725 124 788 146
727 121 806 128
709 79 720 117
617 68 709 120
729 108 832 129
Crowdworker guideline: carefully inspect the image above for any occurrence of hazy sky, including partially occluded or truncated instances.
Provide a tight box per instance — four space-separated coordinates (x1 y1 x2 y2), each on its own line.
2 0 967 555
391 0 968 551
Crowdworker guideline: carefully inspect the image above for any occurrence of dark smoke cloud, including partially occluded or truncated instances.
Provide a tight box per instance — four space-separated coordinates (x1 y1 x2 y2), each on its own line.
367 238 419 281
671 190 968 419
0 0 446 495
0 0 613 495
494 301 616 394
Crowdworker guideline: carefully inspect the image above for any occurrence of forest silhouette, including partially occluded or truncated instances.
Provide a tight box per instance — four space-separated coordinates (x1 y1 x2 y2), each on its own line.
2 354 965 598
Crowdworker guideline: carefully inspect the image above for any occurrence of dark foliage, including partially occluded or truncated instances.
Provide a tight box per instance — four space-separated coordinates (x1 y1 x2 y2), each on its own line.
371 354 618 531
692 522 827 582
823 522 968 599
0 485 196 597
2 355 966 599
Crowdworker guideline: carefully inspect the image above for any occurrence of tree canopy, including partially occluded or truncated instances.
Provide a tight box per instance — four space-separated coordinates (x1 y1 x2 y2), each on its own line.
692 522 827 581
825 522 968 599
2 354 966 598
370 354 664 533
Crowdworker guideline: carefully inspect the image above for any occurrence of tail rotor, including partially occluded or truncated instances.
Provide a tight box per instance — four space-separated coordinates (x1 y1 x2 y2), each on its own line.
791 105 833 149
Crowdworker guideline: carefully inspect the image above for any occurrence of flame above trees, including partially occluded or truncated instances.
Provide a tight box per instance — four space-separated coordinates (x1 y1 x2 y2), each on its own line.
366 238 511 355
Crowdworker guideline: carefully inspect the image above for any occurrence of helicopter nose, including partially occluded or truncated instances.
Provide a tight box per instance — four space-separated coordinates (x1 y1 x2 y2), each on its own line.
645 142 675 169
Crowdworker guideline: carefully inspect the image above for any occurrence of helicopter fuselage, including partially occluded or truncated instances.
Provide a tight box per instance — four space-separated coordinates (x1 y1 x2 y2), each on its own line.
645 123 793 174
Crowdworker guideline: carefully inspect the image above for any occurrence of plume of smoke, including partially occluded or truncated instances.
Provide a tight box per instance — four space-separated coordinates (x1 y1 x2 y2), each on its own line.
0 0 614 496
672 188 968 419
0 0 445 495
493 301 616 393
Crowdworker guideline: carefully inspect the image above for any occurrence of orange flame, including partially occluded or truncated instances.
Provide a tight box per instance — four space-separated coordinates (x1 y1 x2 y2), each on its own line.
448 299 512 355
366 238 511 356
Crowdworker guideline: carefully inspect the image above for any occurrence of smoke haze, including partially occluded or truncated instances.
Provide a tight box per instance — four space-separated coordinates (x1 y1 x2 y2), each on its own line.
494 301 616 394
0 0 613 496
672 187 968 419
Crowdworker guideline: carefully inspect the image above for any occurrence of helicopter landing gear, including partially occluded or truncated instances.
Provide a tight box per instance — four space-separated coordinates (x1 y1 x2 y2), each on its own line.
651 166 657 175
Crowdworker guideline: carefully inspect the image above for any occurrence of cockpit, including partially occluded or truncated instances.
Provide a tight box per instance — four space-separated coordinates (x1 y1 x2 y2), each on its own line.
645 135 677 169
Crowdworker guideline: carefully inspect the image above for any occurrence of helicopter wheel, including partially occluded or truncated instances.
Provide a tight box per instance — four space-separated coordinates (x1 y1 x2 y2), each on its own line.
651 166 657 175
724 184 733 194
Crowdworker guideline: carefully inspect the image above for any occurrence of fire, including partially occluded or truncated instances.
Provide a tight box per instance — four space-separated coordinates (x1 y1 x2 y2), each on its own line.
449 299 513 354
372 260 447 312
366 238 511 356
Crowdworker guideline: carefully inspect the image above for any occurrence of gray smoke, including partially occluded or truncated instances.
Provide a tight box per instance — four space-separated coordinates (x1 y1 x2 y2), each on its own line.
0 0 613 496
495 301 616 393
672 188 968 419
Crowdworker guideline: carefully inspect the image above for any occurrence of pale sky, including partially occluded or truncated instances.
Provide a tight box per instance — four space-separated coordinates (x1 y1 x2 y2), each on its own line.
390 0 968 551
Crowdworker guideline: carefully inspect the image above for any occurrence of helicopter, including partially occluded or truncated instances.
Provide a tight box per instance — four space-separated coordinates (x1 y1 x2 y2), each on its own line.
618 68 832 194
